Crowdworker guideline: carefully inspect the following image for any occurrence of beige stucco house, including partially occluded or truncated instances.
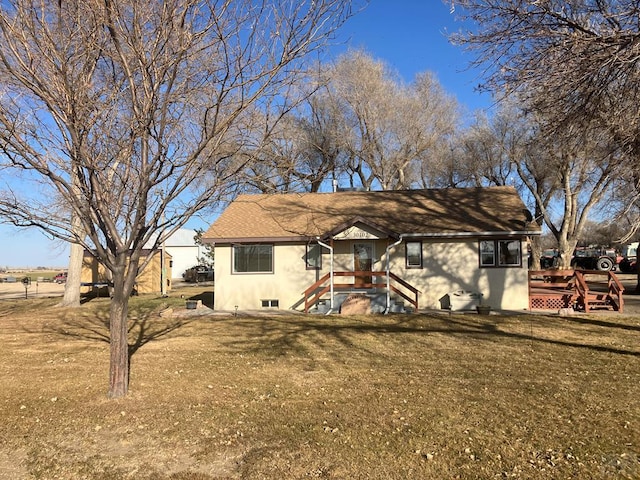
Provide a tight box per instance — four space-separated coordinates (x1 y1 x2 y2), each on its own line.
202 187 540 312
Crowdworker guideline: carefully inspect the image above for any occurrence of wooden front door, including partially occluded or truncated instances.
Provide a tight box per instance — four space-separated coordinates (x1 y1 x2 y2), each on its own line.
353 242 373 287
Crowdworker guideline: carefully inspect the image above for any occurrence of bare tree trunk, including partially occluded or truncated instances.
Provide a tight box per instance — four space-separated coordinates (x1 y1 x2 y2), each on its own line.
108 260 128 398
529 234 542 270
59 241 83 307
557 238 577 270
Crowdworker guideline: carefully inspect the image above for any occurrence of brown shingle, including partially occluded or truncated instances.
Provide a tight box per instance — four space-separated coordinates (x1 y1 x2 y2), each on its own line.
202 186 539 243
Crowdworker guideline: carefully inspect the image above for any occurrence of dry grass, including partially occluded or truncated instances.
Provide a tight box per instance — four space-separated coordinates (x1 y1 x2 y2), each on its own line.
1 290 639 479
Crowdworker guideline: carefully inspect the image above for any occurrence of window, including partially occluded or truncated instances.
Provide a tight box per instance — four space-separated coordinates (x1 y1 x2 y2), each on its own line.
306 244 322 270
233 244 273 273
261 299 279 308
479 239 521 267
480 240 496 266
405 241 423 268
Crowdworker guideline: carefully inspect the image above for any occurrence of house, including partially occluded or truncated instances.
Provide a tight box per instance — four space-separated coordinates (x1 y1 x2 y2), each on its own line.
81 249 172 295
202 187 540 312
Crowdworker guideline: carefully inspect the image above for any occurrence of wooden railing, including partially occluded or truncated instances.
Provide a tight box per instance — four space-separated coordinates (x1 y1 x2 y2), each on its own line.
528 269 624 312
573 270 624 313
303 271 420 313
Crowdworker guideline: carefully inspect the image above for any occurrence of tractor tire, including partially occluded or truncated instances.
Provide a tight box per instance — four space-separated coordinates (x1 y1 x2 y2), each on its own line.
596 257 613 271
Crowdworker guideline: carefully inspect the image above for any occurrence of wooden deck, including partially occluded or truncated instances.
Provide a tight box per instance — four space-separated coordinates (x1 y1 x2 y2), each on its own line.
529 270 624 312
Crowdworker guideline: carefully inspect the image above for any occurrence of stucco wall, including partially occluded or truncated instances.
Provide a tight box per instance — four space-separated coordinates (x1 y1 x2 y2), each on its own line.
387 239 529 311
213 244 323 310
213 238 530 312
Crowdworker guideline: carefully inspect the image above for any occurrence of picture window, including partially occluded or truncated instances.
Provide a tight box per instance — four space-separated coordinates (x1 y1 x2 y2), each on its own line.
233 244 273 273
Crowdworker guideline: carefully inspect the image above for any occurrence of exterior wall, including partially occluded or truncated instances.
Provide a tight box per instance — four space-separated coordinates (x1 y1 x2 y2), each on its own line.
165 245 201 280
81 250 172 295
213 237 530 312
136 252 173 294
386 239 529 311
144 228 203 280
214 243 320 310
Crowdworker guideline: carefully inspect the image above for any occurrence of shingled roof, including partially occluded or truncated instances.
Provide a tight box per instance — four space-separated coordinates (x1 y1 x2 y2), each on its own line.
202 186 539 243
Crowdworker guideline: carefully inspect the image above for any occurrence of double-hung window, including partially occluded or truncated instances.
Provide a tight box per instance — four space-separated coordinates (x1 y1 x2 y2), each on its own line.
479 239 521 267
233 244 273 273
405 241 423 268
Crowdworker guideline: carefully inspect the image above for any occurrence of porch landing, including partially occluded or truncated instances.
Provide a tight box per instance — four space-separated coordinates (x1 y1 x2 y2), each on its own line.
309 291 411 314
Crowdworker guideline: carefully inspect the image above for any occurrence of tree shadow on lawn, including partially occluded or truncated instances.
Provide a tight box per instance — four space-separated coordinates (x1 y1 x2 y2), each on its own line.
216 312 640 361
40 304 198 359
561 314 640 333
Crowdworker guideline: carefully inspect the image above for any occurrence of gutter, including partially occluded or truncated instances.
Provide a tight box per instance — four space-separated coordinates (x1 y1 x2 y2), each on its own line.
399 230 541 238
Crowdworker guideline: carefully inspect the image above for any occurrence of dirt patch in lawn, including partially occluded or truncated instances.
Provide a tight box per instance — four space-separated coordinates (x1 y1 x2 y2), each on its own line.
1 293 639 479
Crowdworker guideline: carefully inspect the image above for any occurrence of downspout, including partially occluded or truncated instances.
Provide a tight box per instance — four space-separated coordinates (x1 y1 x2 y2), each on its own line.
317 238 334 314
385 235 404 314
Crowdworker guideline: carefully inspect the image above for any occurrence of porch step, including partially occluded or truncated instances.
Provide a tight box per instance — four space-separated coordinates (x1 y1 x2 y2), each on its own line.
582 293 615 311
310 292 407 314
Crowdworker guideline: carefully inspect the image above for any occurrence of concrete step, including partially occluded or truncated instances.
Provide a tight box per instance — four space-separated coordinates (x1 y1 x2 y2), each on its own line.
309 290 407 314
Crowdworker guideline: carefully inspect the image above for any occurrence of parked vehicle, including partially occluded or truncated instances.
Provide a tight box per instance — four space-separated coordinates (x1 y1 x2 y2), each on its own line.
540 249 560 269
570 247 617 271
53 272 67 283
619 242 638 273
183 265 214 283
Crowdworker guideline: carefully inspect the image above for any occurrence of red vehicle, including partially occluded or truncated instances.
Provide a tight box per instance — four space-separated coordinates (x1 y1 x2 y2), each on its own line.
53 272 67 283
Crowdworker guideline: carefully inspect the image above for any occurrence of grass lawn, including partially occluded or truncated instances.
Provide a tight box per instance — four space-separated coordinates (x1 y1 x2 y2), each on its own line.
0 290 639 479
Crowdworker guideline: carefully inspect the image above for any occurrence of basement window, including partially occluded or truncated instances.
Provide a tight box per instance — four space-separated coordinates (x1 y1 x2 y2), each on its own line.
261 299 279 308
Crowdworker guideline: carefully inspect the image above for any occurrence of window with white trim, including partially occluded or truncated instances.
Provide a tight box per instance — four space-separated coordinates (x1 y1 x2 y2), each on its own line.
479 239 521 267
405 241 423 268
233 244 273 273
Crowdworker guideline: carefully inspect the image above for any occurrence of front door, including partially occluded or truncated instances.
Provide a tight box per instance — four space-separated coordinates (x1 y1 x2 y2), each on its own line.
353 242 373 287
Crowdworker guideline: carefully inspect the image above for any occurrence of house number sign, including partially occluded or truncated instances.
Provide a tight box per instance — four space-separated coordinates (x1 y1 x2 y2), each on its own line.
333 225 382 241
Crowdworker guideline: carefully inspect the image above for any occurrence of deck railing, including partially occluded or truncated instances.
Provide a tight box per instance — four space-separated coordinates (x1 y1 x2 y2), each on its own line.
528 269 624 312
303 271 419 313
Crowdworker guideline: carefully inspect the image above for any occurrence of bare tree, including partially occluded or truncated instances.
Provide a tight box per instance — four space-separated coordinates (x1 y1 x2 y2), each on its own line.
527 126 621 268
450 0 640 273
239 94 345 193
450 1 640 141
324 50 459 190
0 0 354 398
459 103 622 268
449 1 640 222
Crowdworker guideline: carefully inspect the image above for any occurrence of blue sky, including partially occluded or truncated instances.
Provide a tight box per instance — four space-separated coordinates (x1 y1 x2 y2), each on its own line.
0 1 489 269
